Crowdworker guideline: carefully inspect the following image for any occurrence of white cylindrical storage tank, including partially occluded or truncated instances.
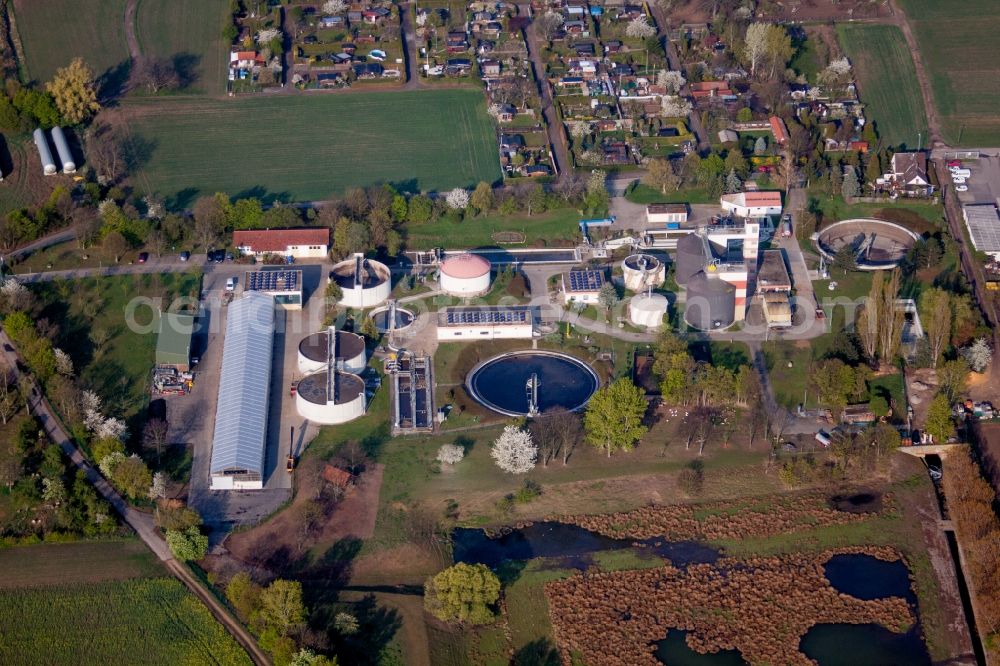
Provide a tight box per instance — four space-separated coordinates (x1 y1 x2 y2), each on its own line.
297 329 367 375
440 253 491 296
33 128 56 175
622 253 666 292
50 127 76 173
295 371 366 424
629 292 668 328
330 254 391 308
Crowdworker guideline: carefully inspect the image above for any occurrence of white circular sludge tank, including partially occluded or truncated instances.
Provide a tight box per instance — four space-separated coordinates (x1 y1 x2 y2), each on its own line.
295 371 366 424
331 253 391 308
622 254 666 292
440 253 491 297
628 292 668 328
298 329 367 375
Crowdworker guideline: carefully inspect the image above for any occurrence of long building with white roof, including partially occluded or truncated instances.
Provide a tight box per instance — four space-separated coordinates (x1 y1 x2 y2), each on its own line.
209 291 275 491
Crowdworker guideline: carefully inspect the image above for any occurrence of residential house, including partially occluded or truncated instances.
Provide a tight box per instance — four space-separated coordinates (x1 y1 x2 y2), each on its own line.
347 9 363 23
319 15 345 28
353 62 384 78
602 140 630 164
769 116 789 146
882 152 933 197
230 50 264 71
480 59 501 78
316 71 343 87
604 40 622 55
494 103 516 122
619 5 644 20
575 42 597 57
447 31 470 53
523 164 551 177
689 81 735 101
499 134 525 157
564 20 587 35
446 58 472 75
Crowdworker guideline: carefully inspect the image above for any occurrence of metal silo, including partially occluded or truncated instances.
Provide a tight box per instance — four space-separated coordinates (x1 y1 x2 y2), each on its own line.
33 128 56 175
684 272 735 330
50 126 76 173
674 233 705 286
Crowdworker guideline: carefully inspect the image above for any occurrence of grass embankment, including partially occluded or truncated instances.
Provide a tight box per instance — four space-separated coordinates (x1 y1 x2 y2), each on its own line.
119 90 501 207
836 23 929 149
405 208 580 251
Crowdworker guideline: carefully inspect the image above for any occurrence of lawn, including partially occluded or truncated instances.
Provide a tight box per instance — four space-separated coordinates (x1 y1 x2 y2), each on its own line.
809 192 945 232
118 90 501 208
134 0 231 95
31 272 203 429
625 183 718 205
12 0 130 85
898 0 1000 145
405 207 581 251
0 540 164 589
836 24 928 150
0 578 250 665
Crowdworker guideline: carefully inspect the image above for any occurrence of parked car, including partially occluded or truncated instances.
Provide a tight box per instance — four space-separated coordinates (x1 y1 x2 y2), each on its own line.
947 160 961 168
137 252 149 263
179 251 190 262
956 185 969 192
815 307 825 320
225 277 236 292
952 176 966 185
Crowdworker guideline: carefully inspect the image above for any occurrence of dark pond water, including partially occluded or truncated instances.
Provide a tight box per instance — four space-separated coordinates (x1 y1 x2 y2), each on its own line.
799 624 930 666
653 631 747 666
452 522 719 569
467 352 599 416
823 554 916 602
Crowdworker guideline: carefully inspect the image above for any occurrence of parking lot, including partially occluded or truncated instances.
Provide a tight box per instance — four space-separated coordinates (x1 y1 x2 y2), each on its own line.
177 262 331 529
949 153 1000 206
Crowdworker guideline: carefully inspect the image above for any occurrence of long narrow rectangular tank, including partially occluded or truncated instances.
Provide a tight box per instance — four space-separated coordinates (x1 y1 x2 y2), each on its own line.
50 126 76 173
33 128 57 175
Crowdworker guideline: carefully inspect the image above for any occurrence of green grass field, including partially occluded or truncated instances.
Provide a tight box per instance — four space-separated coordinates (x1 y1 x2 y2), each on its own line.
135 0 231 95
120 90 501 207
0 540 165 589
406 207 580 250
898 0 1000 145
12 0 129 84
0 578 250 665
836 24 928 150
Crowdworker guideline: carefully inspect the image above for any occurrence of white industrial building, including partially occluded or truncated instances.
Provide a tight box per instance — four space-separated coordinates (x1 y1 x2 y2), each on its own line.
439 253 492 297
437 306 535 340
298 326 367 375
720 191 782 218
963 205 1000 260
646 203 688 225
209 292 275 491
561 268 605 305
331 254 391 308
245 270 303 310
233 228 329 259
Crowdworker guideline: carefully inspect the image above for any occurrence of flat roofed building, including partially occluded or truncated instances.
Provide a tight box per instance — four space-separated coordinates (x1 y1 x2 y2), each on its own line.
233 228 329 259
762 293 792 328
562 268 606 305
155 312 195 371
244 269 303 309
437 306 535 340
963 205 1000 259
646 203 688 225
720 191 782 218
209 292 275 491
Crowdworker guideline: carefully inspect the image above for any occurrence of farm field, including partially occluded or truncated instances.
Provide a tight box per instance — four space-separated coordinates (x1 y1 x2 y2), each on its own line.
898 0 1000 145
0 578 251 665
134 0 231 95
118 90 501 207
836 24 928 150
0 540 165 589
11 0 129 85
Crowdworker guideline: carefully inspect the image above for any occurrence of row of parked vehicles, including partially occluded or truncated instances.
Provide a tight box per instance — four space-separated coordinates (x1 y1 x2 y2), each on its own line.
948 160 972 192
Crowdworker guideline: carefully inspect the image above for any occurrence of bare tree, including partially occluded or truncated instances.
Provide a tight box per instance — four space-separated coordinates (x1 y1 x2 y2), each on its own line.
530 408 583 465
146 229 166 257
337 440 367 476
143 418 169 465
134 57 181 93
85 121 128 184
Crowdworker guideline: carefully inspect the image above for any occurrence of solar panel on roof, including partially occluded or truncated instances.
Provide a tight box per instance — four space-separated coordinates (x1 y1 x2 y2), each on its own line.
567 270 604 292
246 270 300 292
443 308 529 325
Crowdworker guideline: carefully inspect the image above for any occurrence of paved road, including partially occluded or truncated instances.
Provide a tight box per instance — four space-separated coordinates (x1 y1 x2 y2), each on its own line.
398 1 422 89
6 226 77 261
0 329 269 666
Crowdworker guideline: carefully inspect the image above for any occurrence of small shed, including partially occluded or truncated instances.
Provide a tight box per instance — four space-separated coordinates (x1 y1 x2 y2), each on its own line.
156 312 195 371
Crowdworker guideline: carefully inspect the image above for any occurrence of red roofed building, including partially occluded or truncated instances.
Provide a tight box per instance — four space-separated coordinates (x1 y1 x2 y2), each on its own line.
689 81 735 99
322 465 353 488
233 228 330 259
769 116 789 145
230 50 265 70
720 191 783 218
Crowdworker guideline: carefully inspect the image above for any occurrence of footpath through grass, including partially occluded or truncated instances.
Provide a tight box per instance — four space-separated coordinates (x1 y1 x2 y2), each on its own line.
898 0 1000 145
0 578 251 665
836 24 928 149
12 0 129 84
120 90 501 207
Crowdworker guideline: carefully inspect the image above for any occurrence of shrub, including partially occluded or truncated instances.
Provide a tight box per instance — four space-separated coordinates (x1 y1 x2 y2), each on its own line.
514 479 542 504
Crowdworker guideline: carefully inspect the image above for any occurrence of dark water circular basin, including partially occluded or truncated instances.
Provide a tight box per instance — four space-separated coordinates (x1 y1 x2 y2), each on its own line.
466 351 599 417
371 307 414 332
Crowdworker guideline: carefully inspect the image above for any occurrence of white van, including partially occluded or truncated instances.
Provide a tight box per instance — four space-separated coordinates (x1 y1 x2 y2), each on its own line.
952 168 972 179
952 176 967 185
225 277 236 292
815 431 831 448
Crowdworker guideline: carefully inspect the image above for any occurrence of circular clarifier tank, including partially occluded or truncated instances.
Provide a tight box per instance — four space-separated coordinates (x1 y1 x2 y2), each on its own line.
465 350 599 417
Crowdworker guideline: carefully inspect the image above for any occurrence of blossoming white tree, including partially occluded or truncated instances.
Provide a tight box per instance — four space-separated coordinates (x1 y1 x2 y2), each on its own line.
257 28 281 44
655 70 685 95
962 337 993 373
626 16 656 39
446 188 470 210
322 0 347 15
54 348 73 377
491 426 537 474
661 95 692 117
437 443 465 465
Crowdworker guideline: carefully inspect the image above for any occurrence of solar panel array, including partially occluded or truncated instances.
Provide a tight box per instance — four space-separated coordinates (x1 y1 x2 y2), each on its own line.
246 270 300 292
567 269 605 292
443 308 530 325
964 206 1000 253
